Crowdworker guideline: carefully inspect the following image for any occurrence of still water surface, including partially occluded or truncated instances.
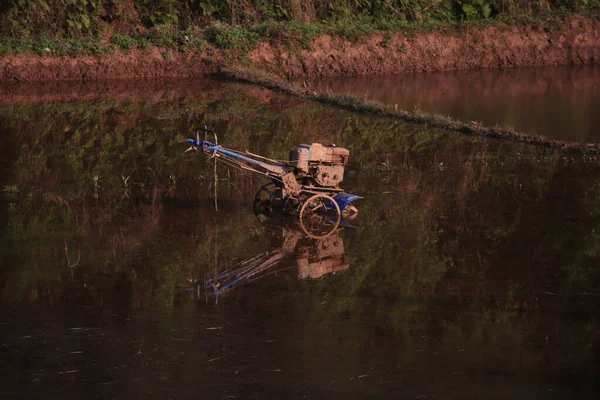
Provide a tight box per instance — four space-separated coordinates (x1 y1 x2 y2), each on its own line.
314 65 600 143
1 78 599 399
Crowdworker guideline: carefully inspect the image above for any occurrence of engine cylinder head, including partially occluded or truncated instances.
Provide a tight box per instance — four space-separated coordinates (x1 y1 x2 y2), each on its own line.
290 146 309 172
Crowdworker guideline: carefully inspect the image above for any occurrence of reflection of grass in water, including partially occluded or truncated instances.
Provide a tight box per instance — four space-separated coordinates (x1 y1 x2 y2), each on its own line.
290 165 460 337
564 179 600 294
2 194 77 301
2 83 600 314
296 145 600 344
2 184 19 199
300 173 451 309
2 89 451 202
2 86 599 388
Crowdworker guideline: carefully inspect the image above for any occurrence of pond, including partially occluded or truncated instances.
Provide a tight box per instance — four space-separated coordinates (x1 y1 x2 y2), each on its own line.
1 78 599 399
313 65 600 143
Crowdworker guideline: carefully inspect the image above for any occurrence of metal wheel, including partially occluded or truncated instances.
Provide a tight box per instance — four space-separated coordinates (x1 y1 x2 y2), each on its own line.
253 182 277 222
299 194 341 239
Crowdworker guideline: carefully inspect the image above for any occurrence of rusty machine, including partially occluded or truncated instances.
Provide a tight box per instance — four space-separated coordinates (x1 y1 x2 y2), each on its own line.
180 127 362 237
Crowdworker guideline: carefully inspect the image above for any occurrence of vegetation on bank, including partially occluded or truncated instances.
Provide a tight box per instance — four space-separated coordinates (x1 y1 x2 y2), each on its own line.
0 1 599 56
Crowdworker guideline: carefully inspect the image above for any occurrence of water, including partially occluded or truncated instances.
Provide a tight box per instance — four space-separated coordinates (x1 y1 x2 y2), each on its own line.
313 65 600 143
1 77 599 399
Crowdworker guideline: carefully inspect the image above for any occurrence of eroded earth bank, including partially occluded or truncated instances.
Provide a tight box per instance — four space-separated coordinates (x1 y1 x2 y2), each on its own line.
1 15 599 82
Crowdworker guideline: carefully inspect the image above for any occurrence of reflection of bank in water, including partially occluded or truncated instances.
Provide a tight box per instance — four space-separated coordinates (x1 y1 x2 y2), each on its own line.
196 224 350 300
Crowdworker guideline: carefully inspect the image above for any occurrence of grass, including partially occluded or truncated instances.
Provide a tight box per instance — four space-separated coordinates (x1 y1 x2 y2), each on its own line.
0 11 588 57
0 28 206 57
222 65 600 154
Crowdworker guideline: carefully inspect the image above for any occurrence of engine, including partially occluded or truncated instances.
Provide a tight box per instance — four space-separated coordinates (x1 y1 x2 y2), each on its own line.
289 143 349 188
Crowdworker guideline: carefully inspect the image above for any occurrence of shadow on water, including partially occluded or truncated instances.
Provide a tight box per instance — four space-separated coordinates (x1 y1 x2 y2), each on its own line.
313 65 600 143
0 78 599 399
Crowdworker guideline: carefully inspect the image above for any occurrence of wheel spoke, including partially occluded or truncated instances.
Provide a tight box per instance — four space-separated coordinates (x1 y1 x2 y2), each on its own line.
299 194 341 239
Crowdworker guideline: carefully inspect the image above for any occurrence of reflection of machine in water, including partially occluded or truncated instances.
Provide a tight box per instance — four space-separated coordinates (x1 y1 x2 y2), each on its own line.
195 187 353 297
201 226 350 296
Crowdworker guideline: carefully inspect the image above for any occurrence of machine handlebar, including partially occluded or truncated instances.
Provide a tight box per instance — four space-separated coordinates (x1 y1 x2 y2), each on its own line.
178 138 215 147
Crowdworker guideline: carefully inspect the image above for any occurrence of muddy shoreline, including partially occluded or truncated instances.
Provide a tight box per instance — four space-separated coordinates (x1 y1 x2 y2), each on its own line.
0 15 599 83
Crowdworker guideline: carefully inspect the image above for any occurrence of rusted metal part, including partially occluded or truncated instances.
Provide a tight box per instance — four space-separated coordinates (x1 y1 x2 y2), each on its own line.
181 128 363 232
281 172 302 197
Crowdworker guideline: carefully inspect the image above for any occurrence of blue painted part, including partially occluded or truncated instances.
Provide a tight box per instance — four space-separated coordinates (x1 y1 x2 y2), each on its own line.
332 192 363 212
188 139 214 147
339 217 358 229
187 139 284 174
186 284 203 292
216 147 270 167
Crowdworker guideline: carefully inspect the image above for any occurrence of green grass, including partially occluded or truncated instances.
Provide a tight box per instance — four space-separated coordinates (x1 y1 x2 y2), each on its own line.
0 10 590 57
0 27 206 57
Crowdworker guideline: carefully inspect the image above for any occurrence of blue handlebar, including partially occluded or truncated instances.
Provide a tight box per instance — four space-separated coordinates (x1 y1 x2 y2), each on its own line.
180 138 214 147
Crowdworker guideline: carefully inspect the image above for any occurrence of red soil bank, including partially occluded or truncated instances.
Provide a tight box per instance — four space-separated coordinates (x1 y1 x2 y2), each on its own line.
0 15 598 82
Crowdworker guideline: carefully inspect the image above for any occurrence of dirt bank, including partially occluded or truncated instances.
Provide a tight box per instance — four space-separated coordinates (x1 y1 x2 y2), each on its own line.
253 15 600 78
0 48 222 83
0 15 599 83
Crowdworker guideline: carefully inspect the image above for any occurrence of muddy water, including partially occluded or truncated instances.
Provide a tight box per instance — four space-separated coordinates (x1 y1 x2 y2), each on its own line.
1 78 599 399
314 65 600 143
